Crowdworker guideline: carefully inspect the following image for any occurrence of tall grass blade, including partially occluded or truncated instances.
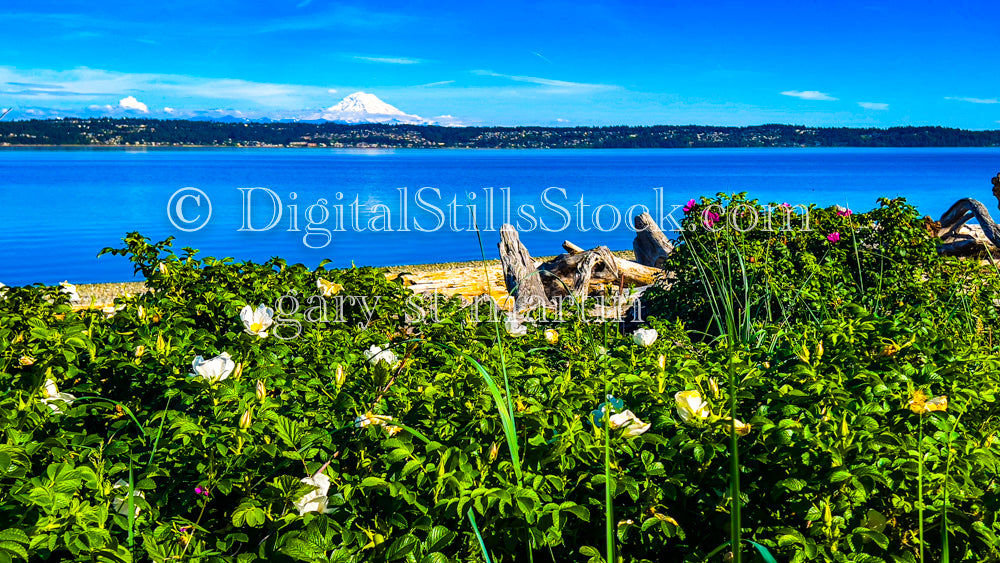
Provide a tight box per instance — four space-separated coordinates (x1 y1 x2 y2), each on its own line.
467 508 493 563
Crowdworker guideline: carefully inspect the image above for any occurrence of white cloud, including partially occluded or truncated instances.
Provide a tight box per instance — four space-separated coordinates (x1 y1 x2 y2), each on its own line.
163 107 175 113
945 96 998 104
857 102 889 110
352 55 423 65
119 95 148 112
327 88 338 94
781 90 838 101
472 70 618 93
0 66 330 108
416 80 455 88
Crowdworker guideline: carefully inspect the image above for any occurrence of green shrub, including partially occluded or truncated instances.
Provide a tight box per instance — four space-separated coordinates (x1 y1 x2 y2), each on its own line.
1 201 1000 563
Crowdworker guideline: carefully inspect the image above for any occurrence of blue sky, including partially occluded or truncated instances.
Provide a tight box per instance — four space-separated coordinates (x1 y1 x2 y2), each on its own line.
2 0 999 128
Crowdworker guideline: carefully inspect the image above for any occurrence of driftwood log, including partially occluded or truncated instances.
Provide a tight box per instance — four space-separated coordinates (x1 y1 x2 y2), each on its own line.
937 173 1000 257
497 221 665 312
538 246 621 298
498 224 550 310
632 212 675 267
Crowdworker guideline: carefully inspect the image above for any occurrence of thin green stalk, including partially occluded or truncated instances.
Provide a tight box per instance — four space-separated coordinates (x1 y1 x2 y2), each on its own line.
127 456 135 552
468 508 493 563
605 372 614 563
728 351 741 563
145 395 172 471
918 416 924 563
941 411 962 563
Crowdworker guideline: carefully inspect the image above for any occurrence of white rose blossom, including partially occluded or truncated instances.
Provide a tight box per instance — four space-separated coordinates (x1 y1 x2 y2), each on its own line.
111 479 145 517
365 345 399 368
632 328 658 347
294 472 331 515
41 379 76 414
503 316 528 336
609 409 651 437
191 352 236 383
240 304 274 338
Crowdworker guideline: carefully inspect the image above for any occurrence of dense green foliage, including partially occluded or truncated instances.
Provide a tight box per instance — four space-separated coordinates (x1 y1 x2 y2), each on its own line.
2 197 1000 562
1 118 999 148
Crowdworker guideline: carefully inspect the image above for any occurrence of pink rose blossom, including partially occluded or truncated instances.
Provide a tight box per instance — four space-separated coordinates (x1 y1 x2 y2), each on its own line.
827 232 841 243
702 210 721 228
683 199 696 213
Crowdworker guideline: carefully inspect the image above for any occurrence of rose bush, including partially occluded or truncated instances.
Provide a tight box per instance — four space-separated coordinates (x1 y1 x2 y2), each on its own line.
0 201 999 562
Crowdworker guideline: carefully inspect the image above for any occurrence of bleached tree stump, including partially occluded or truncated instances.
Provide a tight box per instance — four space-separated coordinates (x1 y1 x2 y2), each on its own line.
632 212 674 268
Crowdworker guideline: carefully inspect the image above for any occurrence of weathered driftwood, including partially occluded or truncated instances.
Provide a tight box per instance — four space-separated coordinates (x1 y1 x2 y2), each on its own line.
498 224 550 310
937 174 1000 256
562 240 662 286
562 240 585 255
538 246 621 298
632 212 674 268
499 223 665 311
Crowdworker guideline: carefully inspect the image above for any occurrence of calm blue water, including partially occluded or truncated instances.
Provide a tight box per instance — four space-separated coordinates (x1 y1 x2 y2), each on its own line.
1 147 998 286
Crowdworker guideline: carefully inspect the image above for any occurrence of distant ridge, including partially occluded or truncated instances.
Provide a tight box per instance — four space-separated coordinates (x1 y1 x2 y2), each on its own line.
0 119 998 148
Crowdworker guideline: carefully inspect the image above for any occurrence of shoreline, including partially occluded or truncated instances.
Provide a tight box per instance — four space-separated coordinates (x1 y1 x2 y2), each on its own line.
69 251 636 310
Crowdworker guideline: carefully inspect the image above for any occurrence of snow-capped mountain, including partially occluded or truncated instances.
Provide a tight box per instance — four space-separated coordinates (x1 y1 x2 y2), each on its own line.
315 92 430 124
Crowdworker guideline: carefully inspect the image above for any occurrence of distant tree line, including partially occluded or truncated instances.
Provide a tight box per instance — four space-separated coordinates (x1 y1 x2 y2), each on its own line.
1 118 998 148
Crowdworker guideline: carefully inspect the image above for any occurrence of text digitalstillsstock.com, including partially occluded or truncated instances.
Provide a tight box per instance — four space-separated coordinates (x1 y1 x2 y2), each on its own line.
167 187 812 247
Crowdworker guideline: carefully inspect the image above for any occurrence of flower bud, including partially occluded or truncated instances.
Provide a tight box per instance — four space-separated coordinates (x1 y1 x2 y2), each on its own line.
335 364 346 387
135 345 145 358
255 380 266 401
232 362 243 379
158 262 169 275
19 355 35 366
708 378 720 400
489 442 499 463
657 354 666 370
239 407 254 429
137 305 145 320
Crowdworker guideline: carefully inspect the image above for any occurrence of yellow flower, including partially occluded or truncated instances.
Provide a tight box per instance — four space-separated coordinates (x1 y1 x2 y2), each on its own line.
316 278 343 297
909 390 947 414
544 329 559 345
732 418 751 436
674 390 711 426
355 412 395 433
